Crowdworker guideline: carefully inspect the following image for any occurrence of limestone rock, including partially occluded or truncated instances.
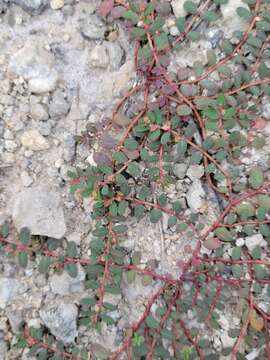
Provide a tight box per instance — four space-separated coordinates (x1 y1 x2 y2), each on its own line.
40 302 78 343
0 277 28 309
12 187 66 239
50 265 85 295
186 180 206 213
9 42 58 93
20 129 49 151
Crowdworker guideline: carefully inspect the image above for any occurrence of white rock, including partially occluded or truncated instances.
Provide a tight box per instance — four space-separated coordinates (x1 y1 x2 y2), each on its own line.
9 42 58 93
28 69 58 94
186 180 206 213
186 165 204 180
50 0 64 10
30 103 48 121
245 234 267 252
0 277 28 309
245 348 260 360
20 129 49 151
171 0 186 18
220 330 235 348
221 0 249 38
88 44 109 69
21 171 34 187
170 26 180 37
236 237 245 247
12 186 66 239
40 302 78 343
50 265 85 295
173 163 188 179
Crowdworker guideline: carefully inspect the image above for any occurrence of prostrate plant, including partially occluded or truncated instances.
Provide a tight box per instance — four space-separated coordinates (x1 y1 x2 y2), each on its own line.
1 0 270 359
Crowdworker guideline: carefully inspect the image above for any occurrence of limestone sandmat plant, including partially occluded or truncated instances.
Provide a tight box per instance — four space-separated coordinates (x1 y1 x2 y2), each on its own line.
1 0 270 359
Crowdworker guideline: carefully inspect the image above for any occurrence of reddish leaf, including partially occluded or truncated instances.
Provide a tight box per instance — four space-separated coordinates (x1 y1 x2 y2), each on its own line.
99 0 114 17
203 237 222 250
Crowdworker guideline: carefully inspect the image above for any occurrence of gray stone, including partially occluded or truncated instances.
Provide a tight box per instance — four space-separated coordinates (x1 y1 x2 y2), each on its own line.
186 165 204 180
40 302 78 343
80 15 106 40
6 309 24 333
63 132 75 162
28 69 58 93
50 265 85 295
49 90 70 118
38 121 52 136
20 171 34 187
205 27 224 49
186 180 206 213
173 163 188 179
11 0 47 15
262 98 270 120
88 44 109 69
12 186 66 239
4 139 18 152
106 42 124 70
0 335 7 360
245 234 267 252
9 43 58 94
30 103 48 121
0 277 28 309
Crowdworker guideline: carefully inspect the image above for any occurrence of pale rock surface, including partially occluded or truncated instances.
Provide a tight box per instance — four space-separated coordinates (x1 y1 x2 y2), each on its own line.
12 186 66 239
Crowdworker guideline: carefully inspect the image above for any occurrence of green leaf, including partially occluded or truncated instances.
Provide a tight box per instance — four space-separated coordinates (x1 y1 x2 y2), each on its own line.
109 201 118 217
161 132 171 145
214 227 233 242
175 17 186 32
176 141 187 155
20 227 30 245
149 17 165 33
184 122 197 137
254 265 266 279
118 201 128 216
144 3 155 16
113 151 127 164
251 246 262 260
127 162 142 177
168 216 177 227
38 256 51 274
154 33 169 51
150 209 162 223
236 7 252 22
113 224 128 234
249 167 264 189
134 205 145 219
65 263 78 278
1 222 9 238
221 39 233 54
18 252 28 268
126 270 136 283
145 315 159 329
232 247 241 260
202 10 218 22
177 105 192 116
232 264 243 278
184 1 198 14
67 241 77 257
123 10 139 24
131 27 146 39
124 138 139 151
190 151 203 165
